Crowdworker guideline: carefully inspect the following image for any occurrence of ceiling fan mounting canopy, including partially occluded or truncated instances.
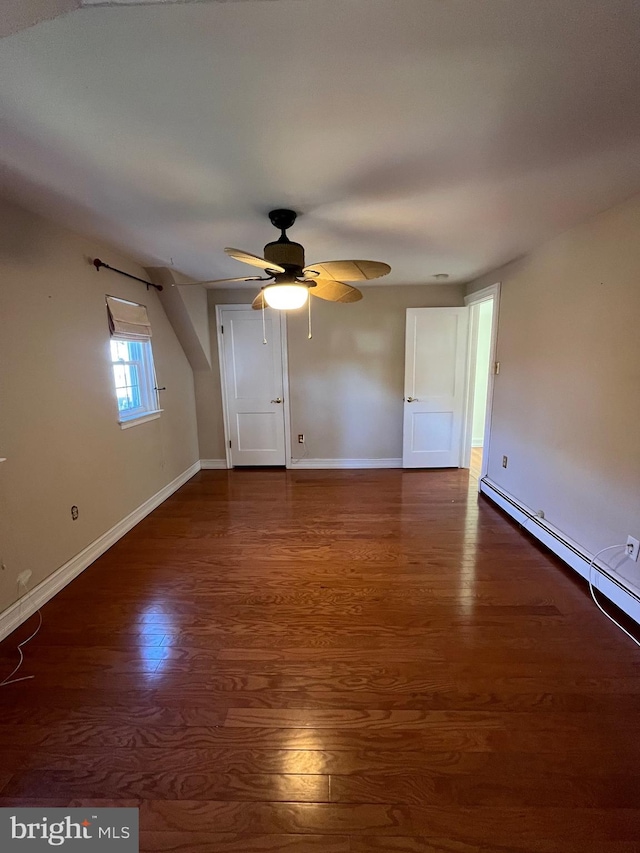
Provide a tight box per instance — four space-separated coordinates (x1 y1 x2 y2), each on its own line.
268 208 297 232
263 208 305 271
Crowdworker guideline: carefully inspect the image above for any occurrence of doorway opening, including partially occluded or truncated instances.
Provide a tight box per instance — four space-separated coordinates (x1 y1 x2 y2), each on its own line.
462 284 500 485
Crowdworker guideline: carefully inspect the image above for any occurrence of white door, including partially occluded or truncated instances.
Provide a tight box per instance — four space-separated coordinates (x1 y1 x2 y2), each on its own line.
218 306 287 466
402 307 469 468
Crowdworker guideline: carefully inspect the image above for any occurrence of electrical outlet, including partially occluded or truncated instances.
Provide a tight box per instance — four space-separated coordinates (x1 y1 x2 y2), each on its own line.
626 536 640 562
502 455 508 468
17 569 32 587
71 505 79 521
298 434 304 444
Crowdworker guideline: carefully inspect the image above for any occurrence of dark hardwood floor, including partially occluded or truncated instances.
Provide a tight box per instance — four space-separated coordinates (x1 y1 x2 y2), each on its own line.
1 469 640 851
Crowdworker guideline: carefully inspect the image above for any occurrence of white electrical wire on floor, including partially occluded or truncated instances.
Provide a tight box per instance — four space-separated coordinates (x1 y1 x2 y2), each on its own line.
0 579 43 687
291 437 309 466
518 511 640 648
588 544 640 648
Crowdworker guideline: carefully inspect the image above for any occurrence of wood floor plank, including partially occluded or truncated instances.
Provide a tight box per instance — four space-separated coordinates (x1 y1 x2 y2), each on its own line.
139 833 351 852
2 768 326 801
1 469 640 849
351 839 482 853
9 720 503 751
330 769 640 808
128 800 640 842
4 680 640 714
0 703 227 727
3 746 477 777
349 838 639 853
6 742 640 780
224 709 467 729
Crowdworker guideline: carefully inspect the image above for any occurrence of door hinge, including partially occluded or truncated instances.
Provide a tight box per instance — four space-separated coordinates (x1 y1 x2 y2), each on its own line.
228 440 232 448
494 361 501 375
221 325 224 334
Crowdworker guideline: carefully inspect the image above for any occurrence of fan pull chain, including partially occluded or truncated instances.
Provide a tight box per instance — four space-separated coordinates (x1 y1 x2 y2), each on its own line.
308 292 313 340
262 296 267 345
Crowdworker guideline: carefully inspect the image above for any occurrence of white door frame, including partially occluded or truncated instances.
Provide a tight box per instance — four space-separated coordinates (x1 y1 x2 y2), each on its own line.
462 283 501 485
215 304 292 469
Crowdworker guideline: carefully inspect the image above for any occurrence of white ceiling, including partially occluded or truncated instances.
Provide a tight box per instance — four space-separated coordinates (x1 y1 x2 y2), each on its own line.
1 0 639 285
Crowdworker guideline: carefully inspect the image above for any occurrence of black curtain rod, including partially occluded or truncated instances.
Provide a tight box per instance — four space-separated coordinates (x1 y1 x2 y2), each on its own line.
93 258 163 292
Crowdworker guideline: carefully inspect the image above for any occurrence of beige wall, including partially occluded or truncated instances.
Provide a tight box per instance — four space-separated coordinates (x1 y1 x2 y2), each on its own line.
195 289 242 460
0 197 199 616
467 192 640 559
200 284 465 461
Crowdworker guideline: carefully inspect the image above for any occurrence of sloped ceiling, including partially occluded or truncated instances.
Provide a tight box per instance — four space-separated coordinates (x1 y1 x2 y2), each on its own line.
0 0 80 38
1 0 639 285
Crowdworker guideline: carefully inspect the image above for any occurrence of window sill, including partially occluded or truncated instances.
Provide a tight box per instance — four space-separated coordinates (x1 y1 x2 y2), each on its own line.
119 410 163 430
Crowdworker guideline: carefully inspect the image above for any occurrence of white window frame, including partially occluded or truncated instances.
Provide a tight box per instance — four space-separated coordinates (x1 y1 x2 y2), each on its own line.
110 337 162 429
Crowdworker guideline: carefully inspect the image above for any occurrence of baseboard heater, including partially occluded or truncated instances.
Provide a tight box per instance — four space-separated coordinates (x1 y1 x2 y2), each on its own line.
479 477 640 626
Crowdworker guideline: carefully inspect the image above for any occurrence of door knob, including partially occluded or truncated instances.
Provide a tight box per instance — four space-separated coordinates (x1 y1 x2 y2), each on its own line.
271 397 283 403
406 396 418 402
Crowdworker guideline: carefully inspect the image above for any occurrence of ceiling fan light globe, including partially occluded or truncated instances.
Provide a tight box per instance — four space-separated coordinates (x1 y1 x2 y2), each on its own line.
263 284 309 310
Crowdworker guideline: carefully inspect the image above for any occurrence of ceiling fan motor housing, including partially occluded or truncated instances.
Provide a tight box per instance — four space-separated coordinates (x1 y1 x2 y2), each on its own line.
263 238 305 272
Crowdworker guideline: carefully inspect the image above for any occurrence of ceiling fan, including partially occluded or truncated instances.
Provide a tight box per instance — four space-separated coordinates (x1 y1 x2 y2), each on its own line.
183 209 391 310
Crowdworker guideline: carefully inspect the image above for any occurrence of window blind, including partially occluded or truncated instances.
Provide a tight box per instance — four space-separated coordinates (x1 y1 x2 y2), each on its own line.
106 296 152 342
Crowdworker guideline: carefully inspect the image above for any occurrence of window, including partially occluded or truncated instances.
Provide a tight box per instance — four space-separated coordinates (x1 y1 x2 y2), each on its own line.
106 296 160 427
110 338 159 424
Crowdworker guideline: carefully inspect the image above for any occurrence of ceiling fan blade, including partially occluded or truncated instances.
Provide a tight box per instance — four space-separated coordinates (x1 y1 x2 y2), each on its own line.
251 291 266 310
303 260 390 282
225 247 285 273
309 279 363 303
178 276 269 286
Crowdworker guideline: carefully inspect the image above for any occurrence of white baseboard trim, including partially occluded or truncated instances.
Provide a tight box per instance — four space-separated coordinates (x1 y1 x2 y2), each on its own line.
200 459 228 469
0 461 201 643
289 458 403 469
480 477 640 625
471 439 484 448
